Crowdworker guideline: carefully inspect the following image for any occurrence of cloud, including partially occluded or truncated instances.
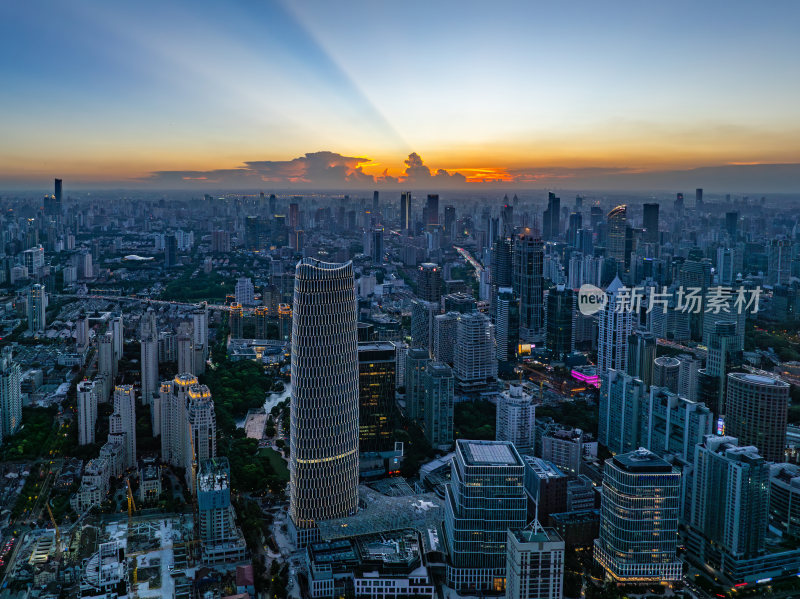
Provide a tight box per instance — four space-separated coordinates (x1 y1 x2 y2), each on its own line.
140 151 471 188
402 152 467 186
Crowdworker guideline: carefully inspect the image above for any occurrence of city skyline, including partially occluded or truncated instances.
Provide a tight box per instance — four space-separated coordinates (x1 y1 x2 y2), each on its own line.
2 1 800 191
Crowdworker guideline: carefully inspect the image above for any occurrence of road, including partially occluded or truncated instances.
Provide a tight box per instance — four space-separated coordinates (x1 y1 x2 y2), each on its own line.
453 246 484 276
53 293 260 313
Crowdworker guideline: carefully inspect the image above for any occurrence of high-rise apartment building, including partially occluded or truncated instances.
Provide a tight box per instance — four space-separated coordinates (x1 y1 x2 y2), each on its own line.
433 311 460 365
593 448 682 582
599 369 646 455
453 312 497 393
444 440 527 592
0 347 22 442
423 361 454 449
289 259 359 546
495 384 536 455
235 277 255 306
229 304 243 339
77 380 98 446
110 385 137 470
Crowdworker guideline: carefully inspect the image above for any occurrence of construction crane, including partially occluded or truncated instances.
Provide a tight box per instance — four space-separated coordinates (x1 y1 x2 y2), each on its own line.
46 501 61 559
126 479 137 523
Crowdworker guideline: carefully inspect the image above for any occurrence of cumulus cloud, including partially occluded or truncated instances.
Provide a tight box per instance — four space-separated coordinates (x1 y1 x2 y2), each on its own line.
402 152 467 185
143 151 377 188
141 151 470 188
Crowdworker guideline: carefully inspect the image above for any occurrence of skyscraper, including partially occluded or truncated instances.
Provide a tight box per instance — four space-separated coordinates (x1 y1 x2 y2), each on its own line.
642 203 659 244
27 283 46 333
444 440 527 592
495 287 519 363
192 302 209 361
404 348 430 425
423 361 454 449
357 342 396 453
513 229 544 343
425 194 439 227
725 373 789 462
110 385 137 470
400 191 411 232
186 383 217 492
542 192 560 240
626 328 656 387
140 308 159 408
417 262 442 303
495 384 536 455
289 259 359 546
695 187 704 209
599 369 646 455
545 285 575 362
0 347 22 442
97 331 115 400
688 436 768 573
229 304 243 339
597 276 633 376
433 311 460 365
371 226 384 264
593 448 682 583
164 234 177 268
606 205 627 272
453 311 497 393
77 380 98 446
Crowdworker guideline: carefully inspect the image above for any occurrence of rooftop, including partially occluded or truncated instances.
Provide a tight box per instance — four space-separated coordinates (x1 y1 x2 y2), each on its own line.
612 447 673 473
459 440 522 466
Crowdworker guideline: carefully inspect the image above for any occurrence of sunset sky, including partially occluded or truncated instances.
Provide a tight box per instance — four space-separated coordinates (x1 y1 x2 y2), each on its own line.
1 1 799 190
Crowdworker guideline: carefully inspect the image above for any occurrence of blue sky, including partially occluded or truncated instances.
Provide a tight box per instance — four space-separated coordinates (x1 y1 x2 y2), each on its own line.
1 0 798 189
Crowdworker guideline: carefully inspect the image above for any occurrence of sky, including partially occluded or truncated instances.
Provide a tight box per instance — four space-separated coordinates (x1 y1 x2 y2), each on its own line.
1 0 799 191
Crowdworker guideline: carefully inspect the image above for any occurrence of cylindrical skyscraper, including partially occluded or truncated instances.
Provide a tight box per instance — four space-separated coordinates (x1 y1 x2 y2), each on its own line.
289 259 359 546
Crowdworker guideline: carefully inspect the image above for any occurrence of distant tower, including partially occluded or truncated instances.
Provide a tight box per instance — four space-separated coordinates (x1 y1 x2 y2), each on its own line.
417 263 442 303
642 203 659 244
606 205 627 272
229 304 243 339
400 191 411 232
164 234 178 268
289 259 359 546
177 322 194 376
97 332 115 400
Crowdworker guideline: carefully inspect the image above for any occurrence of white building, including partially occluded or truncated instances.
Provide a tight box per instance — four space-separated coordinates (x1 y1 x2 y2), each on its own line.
597 276 632 376
496 384 536 455
235 277 255 306
453 312 497 394
505 524 565 599
77 380 98 446
0 347 22 442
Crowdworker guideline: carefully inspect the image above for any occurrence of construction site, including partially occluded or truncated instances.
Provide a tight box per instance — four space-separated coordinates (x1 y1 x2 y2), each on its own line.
0 479 198 599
